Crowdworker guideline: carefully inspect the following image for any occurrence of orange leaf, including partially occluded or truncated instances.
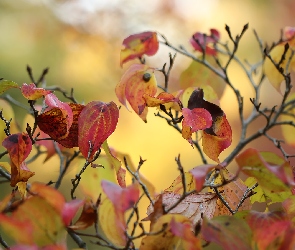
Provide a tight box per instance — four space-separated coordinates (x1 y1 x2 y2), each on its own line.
78 101 119 160
143 92 181 108
120 31 159 66
10 162 35 187
116 64 157 122
164 172 196 194
202 115 232 162
21 83 51 100
2 133 32 167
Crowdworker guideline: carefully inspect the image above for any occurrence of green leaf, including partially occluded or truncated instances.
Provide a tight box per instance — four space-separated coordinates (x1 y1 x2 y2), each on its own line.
0 80 18 95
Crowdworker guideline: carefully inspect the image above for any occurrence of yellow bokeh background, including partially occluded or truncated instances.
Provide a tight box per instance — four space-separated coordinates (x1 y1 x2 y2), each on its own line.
0 0 295 247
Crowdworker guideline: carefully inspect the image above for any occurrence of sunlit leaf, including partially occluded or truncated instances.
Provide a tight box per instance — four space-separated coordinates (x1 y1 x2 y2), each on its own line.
190 29 220 55
245 177 290 205
236 148 294 191
78 101 119 160
280 93 295 146
147 192 217 227
189 164 216 192
202 215 252 250
120 31 159 66
140 214 191 250
182 107 212 144
21 83 51 100
70 199 96 230
0 79 18 95
143 92 181 108
202 115 232 163
263 27 295 92
99 198 126 247
116 64 157 122
180 56 226 100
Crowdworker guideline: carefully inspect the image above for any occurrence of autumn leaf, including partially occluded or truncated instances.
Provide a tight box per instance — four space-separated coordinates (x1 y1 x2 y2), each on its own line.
179 56 226 101
99 181 140 247
116 64 157 122
212 169 252 216
78 101 119 160
0 79 18 95
236 148 294 191
62 199 85 227
2 133 34 186
147 192 217 227
263 26 295 92
21 83 51 100
181 107 212 144
57 103 85 148
202 215 252 250
245 210 290 250
143 92 181 108
164 172 196 194
280 93 295 146
185 88 232 162
283 195 295 222
170 218 201 250
190 28 220 55
120 31 159 66
140 214 193 250
69 199 96 230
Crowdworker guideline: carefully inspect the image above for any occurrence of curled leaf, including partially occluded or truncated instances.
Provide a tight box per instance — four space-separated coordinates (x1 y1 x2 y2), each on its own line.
116 64 157 122
21 83 51 100
0 79 18 95
143 92 181 108
78 101 119 160
120 31 159 66
189 164 216 192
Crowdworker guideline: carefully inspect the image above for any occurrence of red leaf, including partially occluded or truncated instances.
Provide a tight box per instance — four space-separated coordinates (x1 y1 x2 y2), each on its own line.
182 107 212 144
101 180 140 214
189 164 217 192
21 83 51 100
57 103 85 148
120 31 159 66
78 101 119 160
246 211 290 250
190 29 220 55
62 199 84 226
2 133 32 167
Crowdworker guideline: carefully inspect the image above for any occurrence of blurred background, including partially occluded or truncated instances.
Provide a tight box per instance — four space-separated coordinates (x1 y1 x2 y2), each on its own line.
0 0 295 247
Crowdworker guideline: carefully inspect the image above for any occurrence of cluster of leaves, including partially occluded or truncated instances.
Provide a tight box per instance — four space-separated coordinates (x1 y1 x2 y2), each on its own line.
0 24 295 249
